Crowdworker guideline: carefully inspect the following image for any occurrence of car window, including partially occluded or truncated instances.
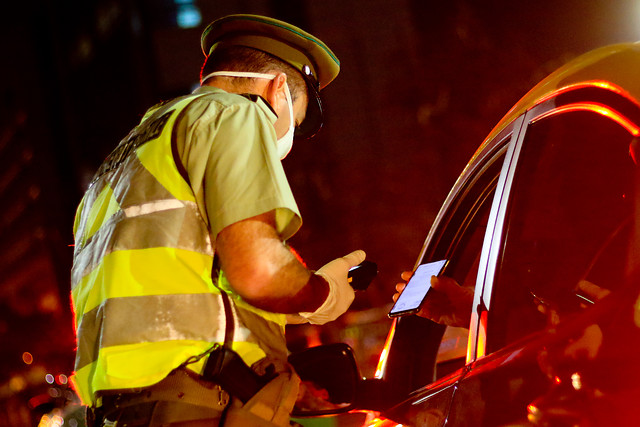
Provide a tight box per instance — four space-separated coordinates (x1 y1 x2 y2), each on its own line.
486 111 636 353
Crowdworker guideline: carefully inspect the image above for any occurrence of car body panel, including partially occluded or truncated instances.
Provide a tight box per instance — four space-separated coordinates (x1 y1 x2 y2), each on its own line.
361 42 640 426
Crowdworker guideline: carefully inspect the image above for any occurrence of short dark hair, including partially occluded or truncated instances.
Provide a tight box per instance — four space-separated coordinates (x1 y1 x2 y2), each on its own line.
201 45 307 103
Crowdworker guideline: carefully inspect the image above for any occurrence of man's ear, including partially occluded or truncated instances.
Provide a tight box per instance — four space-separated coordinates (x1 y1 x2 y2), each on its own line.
266 73 287 110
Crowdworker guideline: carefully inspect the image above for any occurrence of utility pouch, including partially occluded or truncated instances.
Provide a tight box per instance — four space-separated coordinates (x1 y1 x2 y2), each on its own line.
202 344 276 403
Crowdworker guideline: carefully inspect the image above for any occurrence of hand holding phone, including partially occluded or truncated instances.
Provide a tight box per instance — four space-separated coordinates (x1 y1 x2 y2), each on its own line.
388 259 447 318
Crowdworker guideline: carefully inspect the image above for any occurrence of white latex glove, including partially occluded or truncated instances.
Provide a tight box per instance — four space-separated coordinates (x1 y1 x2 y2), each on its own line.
299 250 366 325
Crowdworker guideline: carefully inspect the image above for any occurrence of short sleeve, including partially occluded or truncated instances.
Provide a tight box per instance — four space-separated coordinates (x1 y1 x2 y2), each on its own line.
177 93 302 242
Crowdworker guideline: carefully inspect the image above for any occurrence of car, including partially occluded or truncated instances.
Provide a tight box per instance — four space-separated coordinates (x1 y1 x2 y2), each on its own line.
289 42 640 426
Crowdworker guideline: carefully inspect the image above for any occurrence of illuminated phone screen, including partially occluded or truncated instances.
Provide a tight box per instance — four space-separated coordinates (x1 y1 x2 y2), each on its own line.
388 259 447 317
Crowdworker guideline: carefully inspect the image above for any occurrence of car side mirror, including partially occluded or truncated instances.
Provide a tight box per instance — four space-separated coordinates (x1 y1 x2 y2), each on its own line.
288 343 361 417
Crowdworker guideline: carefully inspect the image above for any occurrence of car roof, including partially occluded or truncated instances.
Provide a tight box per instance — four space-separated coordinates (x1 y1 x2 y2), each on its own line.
482 42 640 152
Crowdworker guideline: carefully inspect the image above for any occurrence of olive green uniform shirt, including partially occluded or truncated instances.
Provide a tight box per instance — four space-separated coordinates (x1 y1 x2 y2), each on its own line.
173 86 302 244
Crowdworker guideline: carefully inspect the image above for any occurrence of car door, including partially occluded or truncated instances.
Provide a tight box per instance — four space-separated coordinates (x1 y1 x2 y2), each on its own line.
374 80 640 427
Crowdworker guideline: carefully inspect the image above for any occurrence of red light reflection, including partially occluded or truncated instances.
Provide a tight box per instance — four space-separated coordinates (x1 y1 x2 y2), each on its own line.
375 318 397 379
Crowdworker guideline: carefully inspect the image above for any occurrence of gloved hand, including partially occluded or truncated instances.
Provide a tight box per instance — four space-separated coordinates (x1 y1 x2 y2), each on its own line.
299 250 366 325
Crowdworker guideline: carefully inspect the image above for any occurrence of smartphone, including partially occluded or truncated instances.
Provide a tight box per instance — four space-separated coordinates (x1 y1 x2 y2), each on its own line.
388 259 448 318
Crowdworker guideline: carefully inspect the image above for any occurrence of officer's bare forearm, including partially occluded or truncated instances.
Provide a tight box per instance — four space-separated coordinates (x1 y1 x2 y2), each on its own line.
216 212 329 313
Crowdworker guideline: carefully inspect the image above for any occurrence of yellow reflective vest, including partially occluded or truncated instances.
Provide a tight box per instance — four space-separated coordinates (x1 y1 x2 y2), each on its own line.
71 92 290 405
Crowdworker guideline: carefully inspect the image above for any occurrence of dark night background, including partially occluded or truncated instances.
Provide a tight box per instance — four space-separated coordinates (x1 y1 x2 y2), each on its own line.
1 0 639 424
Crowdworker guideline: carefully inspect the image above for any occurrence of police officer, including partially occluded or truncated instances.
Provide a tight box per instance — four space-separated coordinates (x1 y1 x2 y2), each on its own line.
70 14 365 426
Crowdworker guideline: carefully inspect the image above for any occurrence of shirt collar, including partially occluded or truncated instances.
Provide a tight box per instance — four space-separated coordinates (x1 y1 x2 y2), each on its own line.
193 85 277 122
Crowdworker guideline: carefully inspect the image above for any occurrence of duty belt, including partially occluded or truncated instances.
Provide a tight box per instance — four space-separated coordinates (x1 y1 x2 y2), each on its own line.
92 367 230 426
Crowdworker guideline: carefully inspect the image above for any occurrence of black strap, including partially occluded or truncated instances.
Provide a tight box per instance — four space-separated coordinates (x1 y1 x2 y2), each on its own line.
212 255 234 348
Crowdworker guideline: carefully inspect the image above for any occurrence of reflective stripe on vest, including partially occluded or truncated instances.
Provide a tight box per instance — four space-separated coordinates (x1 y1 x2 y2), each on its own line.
70 94 287 405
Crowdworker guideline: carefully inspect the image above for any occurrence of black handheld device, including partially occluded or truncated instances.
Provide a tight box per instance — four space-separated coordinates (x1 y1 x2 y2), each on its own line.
347 260 378 291
388 259 447 318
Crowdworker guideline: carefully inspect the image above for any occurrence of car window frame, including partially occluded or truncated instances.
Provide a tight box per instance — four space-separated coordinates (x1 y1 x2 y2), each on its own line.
375 124 515 402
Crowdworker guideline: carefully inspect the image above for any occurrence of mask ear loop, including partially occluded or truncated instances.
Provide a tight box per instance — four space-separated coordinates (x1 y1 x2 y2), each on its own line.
201 71 276 84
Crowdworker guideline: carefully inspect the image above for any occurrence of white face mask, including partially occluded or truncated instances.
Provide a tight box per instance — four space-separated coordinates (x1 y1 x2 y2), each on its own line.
202 71 295 160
